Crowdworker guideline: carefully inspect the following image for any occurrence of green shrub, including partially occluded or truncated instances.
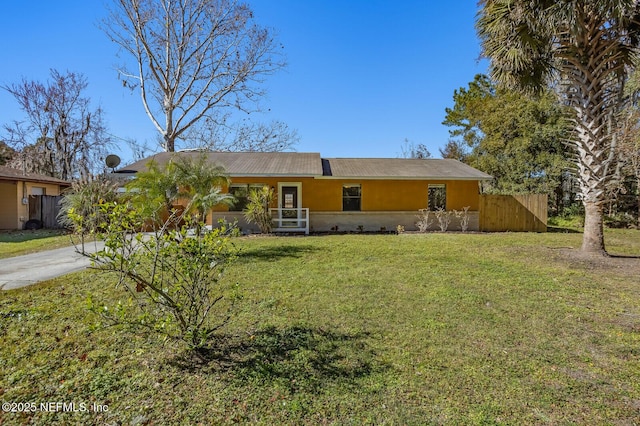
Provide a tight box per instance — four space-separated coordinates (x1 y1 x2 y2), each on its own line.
604 212 637 229
243 186 275 234
58 176 120 251
76 201 240 353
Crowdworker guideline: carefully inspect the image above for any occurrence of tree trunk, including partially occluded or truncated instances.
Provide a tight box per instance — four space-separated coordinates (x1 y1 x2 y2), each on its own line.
164 134 175 153
637 177 640 228
581 201 607 255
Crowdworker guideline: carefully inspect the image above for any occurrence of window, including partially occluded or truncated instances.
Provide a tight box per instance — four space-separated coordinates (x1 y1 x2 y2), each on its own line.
284 192 294 208
428 184 446 210
343 184 361 211
229 184 265 211
31 187 46 195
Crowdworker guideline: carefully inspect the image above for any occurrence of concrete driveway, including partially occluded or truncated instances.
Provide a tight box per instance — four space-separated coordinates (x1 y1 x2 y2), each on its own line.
0 242 104 291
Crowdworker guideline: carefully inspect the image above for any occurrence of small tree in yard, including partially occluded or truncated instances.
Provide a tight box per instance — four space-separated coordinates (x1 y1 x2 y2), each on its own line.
70 200 240 353
244 185 275 233
64 153 239 353
58 176 120 252
172 154 233 227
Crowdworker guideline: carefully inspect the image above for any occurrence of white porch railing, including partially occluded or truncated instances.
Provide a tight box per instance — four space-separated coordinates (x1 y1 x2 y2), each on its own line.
270 208 309 235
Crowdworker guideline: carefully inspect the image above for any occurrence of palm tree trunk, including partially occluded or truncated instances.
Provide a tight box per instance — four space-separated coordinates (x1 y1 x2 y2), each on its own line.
582 201 606 255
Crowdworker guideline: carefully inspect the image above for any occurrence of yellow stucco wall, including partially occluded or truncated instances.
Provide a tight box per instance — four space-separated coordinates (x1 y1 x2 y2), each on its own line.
215 177 481 212
307 179 480 211
0 180 66 229
24 182 64 197
0 181 18 229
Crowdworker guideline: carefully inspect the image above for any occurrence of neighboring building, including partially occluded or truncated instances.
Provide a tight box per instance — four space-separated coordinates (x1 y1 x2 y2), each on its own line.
118 152 492 234
0 166 71 230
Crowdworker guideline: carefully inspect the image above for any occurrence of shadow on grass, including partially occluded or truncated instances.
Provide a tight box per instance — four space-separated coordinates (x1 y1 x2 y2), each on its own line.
170 325 385 392
610 253 640 259
547 226 582 233
237 244 319 261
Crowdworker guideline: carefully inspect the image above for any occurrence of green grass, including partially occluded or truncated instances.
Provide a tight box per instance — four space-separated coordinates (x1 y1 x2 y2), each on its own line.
0 230 74 259
547 214 584 230
1 231 640 424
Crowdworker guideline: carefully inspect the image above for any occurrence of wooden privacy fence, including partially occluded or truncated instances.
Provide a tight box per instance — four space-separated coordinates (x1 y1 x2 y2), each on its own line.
29 195 64 229
479 194 547 232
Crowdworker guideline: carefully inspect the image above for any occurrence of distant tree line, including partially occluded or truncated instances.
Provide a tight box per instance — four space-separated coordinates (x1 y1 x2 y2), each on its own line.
441 72 640 229
475 0 640 255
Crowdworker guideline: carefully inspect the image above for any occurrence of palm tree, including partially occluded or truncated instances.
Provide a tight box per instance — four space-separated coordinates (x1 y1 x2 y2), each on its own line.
477 0 640 255
126 159 181 219
126 153 232 228
172 154 233 224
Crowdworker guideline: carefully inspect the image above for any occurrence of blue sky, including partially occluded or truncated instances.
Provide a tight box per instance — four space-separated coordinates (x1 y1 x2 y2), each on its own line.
0 0 487 163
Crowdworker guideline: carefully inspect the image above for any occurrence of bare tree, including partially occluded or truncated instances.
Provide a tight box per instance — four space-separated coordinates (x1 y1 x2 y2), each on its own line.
184 118 299 152
439 139 468 162
2 70 111 180
102 0 286 153
399 138 431 159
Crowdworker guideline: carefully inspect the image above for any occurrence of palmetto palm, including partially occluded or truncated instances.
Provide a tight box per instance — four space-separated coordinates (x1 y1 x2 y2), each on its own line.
126 153 232 227
173 154 233 222
477 0 640 254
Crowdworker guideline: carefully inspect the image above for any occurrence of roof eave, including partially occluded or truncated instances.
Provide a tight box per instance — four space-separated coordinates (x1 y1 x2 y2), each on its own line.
228 173 323 178
316 175 493 181
0 176 71 186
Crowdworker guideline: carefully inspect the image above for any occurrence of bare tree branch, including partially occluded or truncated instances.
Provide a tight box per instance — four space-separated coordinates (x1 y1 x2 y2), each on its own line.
102 0 286 152
1 70 112 179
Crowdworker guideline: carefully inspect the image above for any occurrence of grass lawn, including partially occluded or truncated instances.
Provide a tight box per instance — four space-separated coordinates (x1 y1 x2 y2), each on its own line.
0 230 73 259
1 230 639 424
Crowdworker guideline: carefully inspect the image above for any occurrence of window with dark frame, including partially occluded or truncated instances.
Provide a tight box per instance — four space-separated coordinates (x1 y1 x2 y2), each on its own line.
428 184 446 210
228 184 265 211
342 184 361 211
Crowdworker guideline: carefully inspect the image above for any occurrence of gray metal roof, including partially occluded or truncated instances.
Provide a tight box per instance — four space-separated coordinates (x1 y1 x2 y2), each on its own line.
118 152 492 180
322 158 493 180
118 152 324 177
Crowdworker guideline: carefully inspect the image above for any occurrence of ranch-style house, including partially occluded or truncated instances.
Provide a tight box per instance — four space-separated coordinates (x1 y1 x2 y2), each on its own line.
118 151 493 234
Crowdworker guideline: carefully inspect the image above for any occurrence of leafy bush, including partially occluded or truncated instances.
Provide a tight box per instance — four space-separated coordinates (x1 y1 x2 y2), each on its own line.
79 201 240 352
244 186 275 234
125 154 232 229
604 212 637 229
62 157 241 354
58 176 120 251
561 203 585 218
549 204 585 228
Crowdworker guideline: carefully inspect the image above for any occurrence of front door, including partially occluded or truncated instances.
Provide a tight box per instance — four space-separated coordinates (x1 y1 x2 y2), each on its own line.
281 186 298 227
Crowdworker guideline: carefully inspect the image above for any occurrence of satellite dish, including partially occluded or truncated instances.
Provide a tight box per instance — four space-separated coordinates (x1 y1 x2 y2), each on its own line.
105 154 121 170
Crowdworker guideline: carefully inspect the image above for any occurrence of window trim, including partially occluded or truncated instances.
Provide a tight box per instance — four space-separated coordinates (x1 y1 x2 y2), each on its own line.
428 184 446 210
342 183 362 211
277 182 303 211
